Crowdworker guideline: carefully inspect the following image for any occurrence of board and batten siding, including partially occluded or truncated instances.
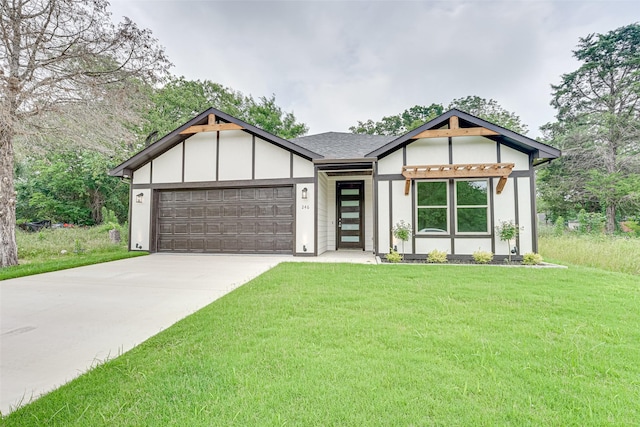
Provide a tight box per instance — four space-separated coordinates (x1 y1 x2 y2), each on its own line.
376 134 534 256
129 129 315 253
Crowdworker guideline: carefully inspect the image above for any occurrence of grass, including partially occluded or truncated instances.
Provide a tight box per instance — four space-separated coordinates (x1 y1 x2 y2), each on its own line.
1 227 146 281
539 233 640 275
3 263 639 425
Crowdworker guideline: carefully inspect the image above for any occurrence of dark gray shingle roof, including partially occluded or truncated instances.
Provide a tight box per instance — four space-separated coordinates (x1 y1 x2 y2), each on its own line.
292 132 397 159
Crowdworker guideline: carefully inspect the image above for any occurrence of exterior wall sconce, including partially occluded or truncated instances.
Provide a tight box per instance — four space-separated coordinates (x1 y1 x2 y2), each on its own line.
136 193 144 204
301 187 308 200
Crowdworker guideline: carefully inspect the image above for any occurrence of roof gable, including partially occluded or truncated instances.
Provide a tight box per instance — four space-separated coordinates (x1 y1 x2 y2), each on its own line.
366 109 561 163
109 107 322 177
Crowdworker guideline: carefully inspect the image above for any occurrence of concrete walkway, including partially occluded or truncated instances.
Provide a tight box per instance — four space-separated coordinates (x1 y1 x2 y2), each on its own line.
0 251 377 414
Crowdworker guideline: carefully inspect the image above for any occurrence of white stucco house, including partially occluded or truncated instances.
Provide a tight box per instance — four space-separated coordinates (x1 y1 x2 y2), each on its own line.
109 108 560 260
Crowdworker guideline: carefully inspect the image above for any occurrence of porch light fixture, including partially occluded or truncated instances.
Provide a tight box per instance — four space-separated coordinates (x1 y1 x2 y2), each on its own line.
302 187 308 200
136 193 144 204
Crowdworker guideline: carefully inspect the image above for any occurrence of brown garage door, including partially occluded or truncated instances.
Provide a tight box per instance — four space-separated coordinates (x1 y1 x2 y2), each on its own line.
157 186 294 254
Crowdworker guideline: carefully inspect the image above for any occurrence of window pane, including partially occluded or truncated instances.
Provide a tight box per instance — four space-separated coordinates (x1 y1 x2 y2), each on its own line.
341 236 360 242
417 208 448 232
417 181 447 206
456 180 488 206
457 207 488 232
341 200 359 207
341 189 359 195
342 212 359 218
342 224 359 231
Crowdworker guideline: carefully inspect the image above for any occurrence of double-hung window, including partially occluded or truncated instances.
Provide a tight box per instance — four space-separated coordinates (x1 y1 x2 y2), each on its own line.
416 179 489 235
455 180 489 234
416 181 448 233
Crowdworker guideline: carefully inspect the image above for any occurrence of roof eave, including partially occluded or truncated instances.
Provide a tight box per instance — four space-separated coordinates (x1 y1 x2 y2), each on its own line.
365 109 561 161
109 107 322 177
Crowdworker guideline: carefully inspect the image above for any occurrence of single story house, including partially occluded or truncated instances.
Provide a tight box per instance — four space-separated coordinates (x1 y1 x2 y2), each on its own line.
109 108 560 259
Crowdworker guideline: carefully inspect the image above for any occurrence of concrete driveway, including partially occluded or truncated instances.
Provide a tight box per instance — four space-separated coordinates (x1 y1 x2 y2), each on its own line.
0 254 285 414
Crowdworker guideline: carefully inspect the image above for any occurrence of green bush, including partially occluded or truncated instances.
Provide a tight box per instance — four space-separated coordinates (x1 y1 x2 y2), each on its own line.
553 216 565 237
577 209 605 234
385 249 403 263
522 252 543 265
426 249 448 264
472 250 494 264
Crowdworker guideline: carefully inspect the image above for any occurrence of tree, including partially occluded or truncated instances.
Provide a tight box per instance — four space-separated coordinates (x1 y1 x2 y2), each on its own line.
349 97 527 135
544 23 640 233
349 104 443 135
0 0 170 267
16 150 129 225
141 77 308 143
447 96 528 134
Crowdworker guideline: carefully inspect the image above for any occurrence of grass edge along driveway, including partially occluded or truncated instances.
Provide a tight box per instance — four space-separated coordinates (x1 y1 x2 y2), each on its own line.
3 262 639 426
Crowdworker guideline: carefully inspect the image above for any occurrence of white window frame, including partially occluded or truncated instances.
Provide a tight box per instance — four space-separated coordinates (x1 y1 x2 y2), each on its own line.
454 179 490 235
415 180 450 235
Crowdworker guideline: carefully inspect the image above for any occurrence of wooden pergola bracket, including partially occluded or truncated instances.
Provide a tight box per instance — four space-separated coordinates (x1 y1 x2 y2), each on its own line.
411 116 498 139
180 114 244 134
401 162 515 195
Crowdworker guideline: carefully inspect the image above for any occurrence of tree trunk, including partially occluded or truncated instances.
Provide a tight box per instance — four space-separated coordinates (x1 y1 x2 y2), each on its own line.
0 124 18 267
605 204 616 234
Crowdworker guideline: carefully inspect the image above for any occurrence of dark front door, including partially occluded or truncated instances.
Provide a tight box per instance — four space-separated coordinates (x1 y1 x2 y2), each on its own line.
336 181 364 250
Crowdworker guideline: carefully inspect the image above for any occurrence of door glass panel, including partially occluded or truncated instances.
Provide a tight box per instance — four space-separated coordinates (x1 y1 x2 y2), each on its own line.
342 224 359 231
341 189 359 195
341 200 359 207
341 236 360 242
342 212 359 219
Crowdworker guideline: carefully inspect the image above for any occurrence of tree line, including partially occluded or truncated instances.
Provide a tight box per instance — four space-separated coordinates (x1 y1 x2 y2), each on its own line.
1 0 638 268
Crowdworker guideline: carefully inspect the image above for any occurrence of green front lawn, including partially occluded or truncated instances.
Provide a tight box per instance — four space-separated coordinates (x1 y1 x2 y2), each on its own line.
3 263 639 425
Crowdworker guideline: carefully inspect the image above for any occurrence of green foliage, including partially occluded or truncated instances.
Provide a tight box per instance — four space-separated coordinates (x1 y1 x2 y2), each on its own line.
15 150 129 225
496 220 519 242
496 220 520 262
448 96 528 134
385 249 403 263
576 209 604 234
349 104 444 135
522 252 543 265
426 249 448 263
349 96 527 135
392 220 412 255
392 220 412 242
621 220 640 236
472 250 494 264
141 77 308 142
542 23 640 234
554 216 565 237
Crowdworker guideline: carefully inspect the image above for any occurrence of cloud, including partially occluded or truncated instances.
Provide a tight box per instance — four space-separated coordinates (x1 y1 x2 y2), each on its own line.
109 0 640 138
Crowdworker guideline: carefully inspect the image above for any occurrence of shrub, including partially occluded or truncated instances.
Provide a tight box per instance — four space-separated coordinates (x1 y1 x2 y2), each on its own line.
385 249 403 263
577 209 605 234
392 221 412 255
496 220 521 262
472 250 494 264
553 216 565 237
426 249 448 264
522 252 543 265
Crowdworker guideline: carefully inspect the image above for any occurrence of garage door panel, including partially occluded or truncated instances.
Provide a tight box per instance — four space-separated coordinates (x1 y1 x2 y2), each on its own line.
206 206 221 217
207 190 222 201
276 187 293 199
276 204 293 217
158 187 294 254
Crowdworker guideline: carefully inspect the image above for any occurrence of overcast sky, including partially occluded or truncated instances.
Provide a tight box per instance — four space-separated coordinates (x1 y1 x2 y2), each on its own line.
109 0 640 138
